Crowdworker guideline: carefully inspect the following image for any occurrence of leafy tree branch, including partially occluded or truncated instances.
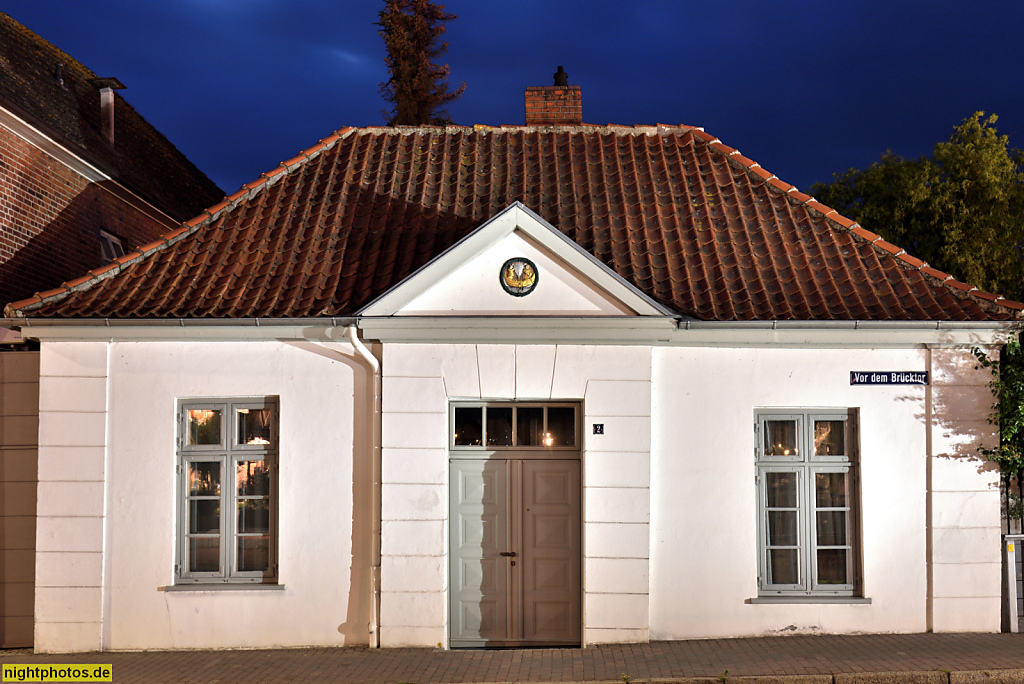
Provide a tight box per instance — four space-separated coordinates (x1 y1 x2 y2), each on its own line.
973 334 1024 526
974 335 1024 473
812 112 1024 303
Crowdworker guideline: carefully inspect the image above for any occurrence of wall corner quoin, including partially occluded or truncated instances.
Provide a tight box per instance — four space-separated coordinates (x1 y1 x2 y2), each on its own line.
39 341 111 379
33 621 103 654
35 340 110 650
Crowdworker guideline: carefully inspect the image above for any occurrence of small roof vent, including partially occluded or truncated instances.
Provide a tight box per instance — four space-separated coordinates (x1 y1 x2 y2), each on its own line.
89 77 126 145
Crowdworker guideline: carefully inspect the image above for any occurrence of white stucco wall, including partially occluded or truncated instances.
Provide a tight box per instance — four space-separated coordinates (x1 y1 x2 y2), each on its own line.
379 343 652 647
34 336 1002 652
929 347 1001 631
649 345 1000 639
36 342 107 653
35 340 375 652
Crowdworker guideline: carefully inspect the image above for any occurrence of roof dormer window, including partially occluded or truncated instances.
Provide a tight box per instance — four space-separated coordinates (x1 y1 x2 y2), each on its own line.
99 230 125 263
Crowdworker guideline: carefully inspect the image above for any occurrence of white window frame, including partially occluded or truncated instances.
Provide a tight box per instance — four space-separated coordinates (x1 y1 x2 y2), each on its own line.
176 397 279 585
755 408 860 598
99 229 125 263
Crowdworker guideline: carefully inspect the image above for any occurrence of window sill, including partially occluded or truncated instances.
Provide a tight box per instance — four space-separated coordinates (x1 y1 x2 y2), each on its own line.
162 584 285 593
747 596 871 605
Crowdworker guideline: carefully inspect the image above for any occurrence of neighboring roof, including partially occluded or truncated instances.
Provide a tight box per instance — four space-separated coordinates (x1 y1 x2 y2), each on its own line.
0 12 223 221
8 124 1024 322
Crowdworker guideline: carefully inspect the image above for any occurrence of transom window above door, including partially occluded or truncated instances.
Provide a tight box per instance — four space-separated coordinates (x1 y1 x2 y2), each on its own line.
451 403 578 449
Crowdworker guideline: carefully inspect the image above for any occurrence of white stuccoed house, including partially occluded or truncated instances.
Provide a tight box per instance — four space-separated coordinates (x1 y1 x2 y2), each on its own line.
6 99 1022 652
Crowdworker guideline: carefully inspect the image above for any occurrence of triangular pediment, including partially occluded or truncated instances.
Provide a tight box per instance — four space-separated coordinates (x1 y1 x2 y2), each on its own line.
359 203 672 317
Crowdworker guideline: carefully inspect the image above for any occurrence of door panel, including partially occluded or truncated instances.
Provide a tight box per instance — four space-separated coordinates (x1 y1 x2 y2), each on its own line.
450 460 509 644
449 457 580 647
522 460 581 643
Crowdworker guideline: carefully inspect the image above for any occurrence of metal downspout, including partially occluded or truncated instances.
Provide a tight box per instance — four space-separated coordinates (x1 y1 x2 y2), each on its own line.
348 324 381 648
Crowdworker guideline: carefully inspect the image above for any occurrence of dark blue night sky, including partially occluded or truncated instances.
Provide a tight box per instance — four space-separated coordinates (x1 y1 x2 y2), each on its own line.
7 1 1023 197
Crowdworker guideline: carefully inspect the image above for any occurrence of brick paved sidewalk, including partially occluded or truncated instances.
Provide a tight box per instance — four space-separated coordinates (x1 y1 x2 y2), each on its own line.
3 633 1024 683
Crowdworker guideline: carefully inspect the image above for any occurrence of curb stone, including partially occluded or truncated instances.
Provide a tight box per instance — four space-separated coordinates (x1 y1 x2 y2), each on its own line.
950 671 1024 683
597 675 1024 684
834 673 947 683
645 676 833 684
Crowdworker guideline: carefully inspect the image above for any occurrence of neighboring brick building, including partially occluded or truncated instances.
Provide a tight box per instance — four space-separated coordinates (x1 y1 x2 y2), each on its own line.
0 11 223 306
0 11 222 649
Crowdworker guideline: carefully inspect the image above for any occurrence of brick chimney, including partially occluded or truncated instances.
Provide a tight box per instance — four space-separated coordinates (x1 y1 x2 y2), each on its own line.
525 66 582 126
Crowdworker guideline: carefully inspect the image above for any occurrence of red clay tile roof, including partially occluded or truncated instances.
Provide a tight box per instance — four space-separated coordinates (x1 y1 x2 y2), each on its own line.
8 125 1023 321
0 12 223 221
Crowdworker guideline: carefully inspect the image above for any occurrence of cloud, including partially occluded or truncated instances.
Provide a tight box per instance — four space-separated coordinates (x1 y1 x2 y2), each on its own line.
331 49 366 66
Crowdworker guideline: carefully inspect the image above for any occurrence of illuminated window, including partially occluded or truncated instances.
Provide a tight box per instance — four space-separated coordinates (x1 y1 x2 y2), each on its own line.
756 409 860 598
451 403 578 449
176 398 278 584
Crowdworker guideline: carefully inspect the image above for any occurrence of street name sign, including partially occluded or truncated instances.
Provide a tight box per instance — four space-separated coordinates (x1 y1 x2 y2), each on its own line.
850 371 929 385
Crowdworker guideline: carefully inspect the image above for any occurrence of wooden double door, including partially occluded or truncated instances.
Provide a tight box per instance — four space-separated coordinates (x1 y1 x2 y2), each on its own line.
449 457 581 647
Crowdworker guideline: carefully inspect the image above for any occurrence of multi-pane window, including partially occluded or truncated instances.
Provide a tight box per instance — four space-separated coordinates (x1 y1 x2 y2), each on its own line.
756 410 859 597
451 403 578 450
177 398 278 584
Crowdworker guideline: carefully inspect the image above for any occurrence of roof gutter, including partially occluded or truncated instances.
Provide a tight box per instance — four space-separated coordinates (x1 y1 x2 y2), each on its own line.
4 316 1019 347
669 318 1020 349
10 317 358 328
4 317 359 342
6 317 1017 332
676 320 1021 331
